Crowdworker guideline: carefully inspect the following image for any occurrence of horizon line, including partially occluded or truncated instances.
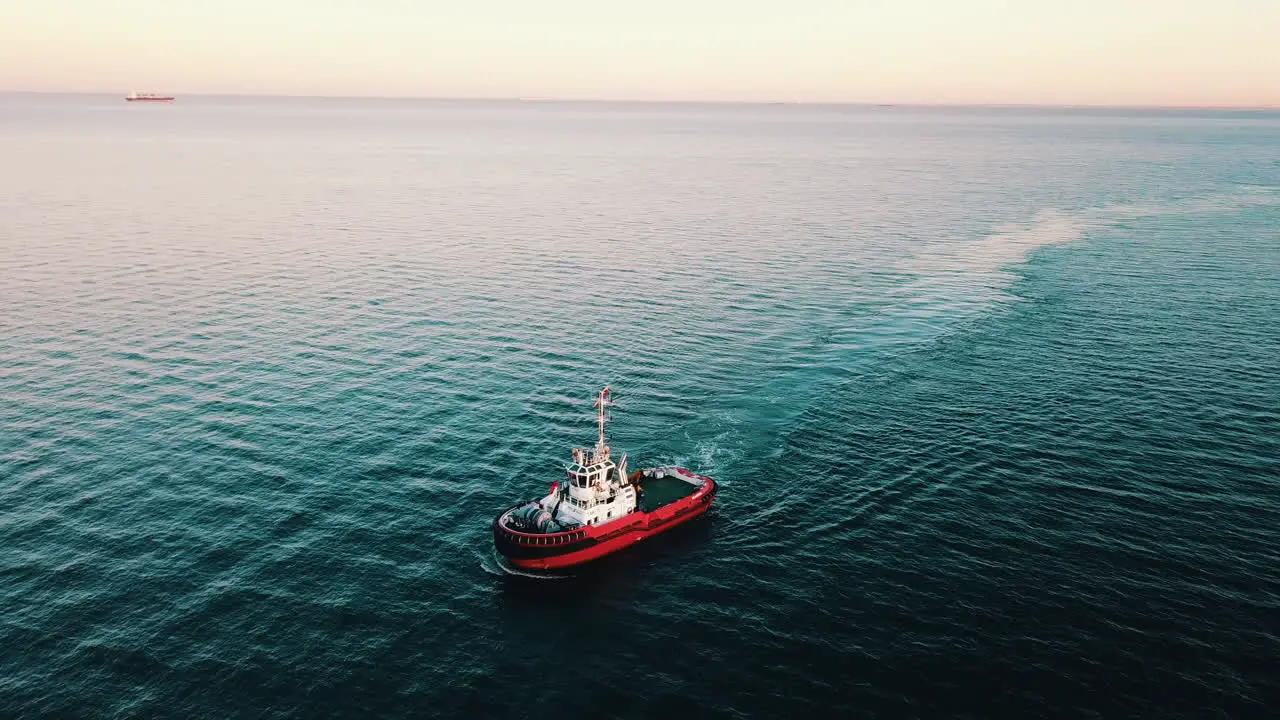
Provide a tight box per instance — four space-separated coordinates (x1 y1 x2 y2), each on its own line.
3 89 1277 112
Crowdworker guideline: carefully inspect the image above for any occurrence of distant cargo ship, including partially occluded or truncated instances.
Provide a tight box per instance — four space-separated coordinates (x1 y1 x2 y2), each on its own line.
125 91 174 103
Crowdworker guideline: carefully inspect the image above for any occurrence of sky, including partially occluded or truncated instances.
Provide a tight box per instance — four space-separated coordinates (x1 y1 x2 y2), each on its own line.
2 0 1277 106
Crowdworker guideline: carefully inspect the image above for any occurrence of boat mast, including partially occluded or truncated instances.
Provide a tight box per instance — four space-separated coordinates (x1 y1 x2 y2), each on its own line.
593 386 612 456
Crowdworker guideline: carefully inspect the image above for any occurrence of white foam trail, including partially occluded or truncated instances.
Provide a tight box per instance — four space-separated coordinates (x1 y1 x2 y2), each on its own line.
892 187 1280 317
877 209 1090 324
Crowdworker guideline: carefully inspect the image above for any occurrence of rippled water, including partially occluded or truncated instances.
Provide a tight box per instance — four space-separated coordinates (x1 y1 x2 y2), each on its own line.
2 95 1278 717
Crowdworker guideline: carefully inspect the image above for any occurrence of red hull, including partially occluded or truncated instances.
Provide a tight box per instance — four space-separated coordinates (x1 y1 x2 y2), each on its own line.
495 471 717 570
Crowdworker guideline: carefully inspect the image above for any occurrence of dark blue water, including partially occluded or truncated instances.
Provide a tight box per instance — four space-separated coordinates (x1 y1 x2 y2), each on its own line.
2 95 1278 717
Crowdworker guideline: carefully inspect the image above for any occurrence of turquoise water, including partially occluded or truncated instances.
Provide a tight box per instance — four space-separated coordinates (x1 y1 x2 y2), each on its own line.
2 96 1278 716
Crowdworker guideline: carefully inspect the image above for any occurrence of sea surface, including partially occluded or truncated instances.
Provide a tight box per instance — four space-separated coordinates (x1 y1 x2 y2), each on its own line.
2 94 1278 718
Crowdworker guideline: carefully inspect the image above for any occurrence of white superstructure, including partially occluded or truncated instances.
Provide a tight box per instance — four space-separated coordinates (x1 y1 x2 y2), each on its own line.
538 387 635 527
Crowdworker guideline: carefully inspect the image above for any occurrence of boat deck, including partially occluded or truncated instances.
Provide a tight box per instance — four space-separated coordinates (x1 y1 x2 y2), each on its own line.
637 475 700 513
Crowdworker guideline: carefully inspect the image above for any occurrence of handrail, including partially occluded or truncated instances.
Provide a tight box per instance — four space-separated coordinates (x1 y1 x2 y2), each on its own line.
498 526 588 544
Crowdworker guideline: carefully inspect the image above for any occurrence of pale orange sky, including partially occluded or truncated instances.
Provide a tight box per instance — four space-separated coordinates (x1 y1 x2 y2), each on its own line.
2 0 1277 106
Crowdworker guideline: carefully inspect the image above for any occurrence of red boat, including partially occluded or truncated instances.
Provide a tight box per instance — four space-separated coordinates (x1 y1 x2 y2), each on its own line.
493 387 717 570
125 91 175 103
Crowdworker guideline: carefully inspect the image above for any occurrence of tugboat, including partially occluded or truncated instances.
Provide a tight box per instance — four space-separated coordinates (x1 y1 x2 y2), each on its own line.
493 387 717 570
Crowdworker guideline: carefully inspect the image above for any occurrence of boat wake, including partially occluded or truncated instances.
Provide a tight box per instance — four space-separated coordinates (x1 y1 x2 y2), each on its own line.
737 187 1280 541
889 208 1089 317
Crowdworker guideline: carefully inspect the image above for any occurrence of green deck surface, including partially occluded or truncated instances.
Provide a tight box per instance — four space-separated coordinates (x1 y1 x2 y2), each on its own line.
637 475 698 513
